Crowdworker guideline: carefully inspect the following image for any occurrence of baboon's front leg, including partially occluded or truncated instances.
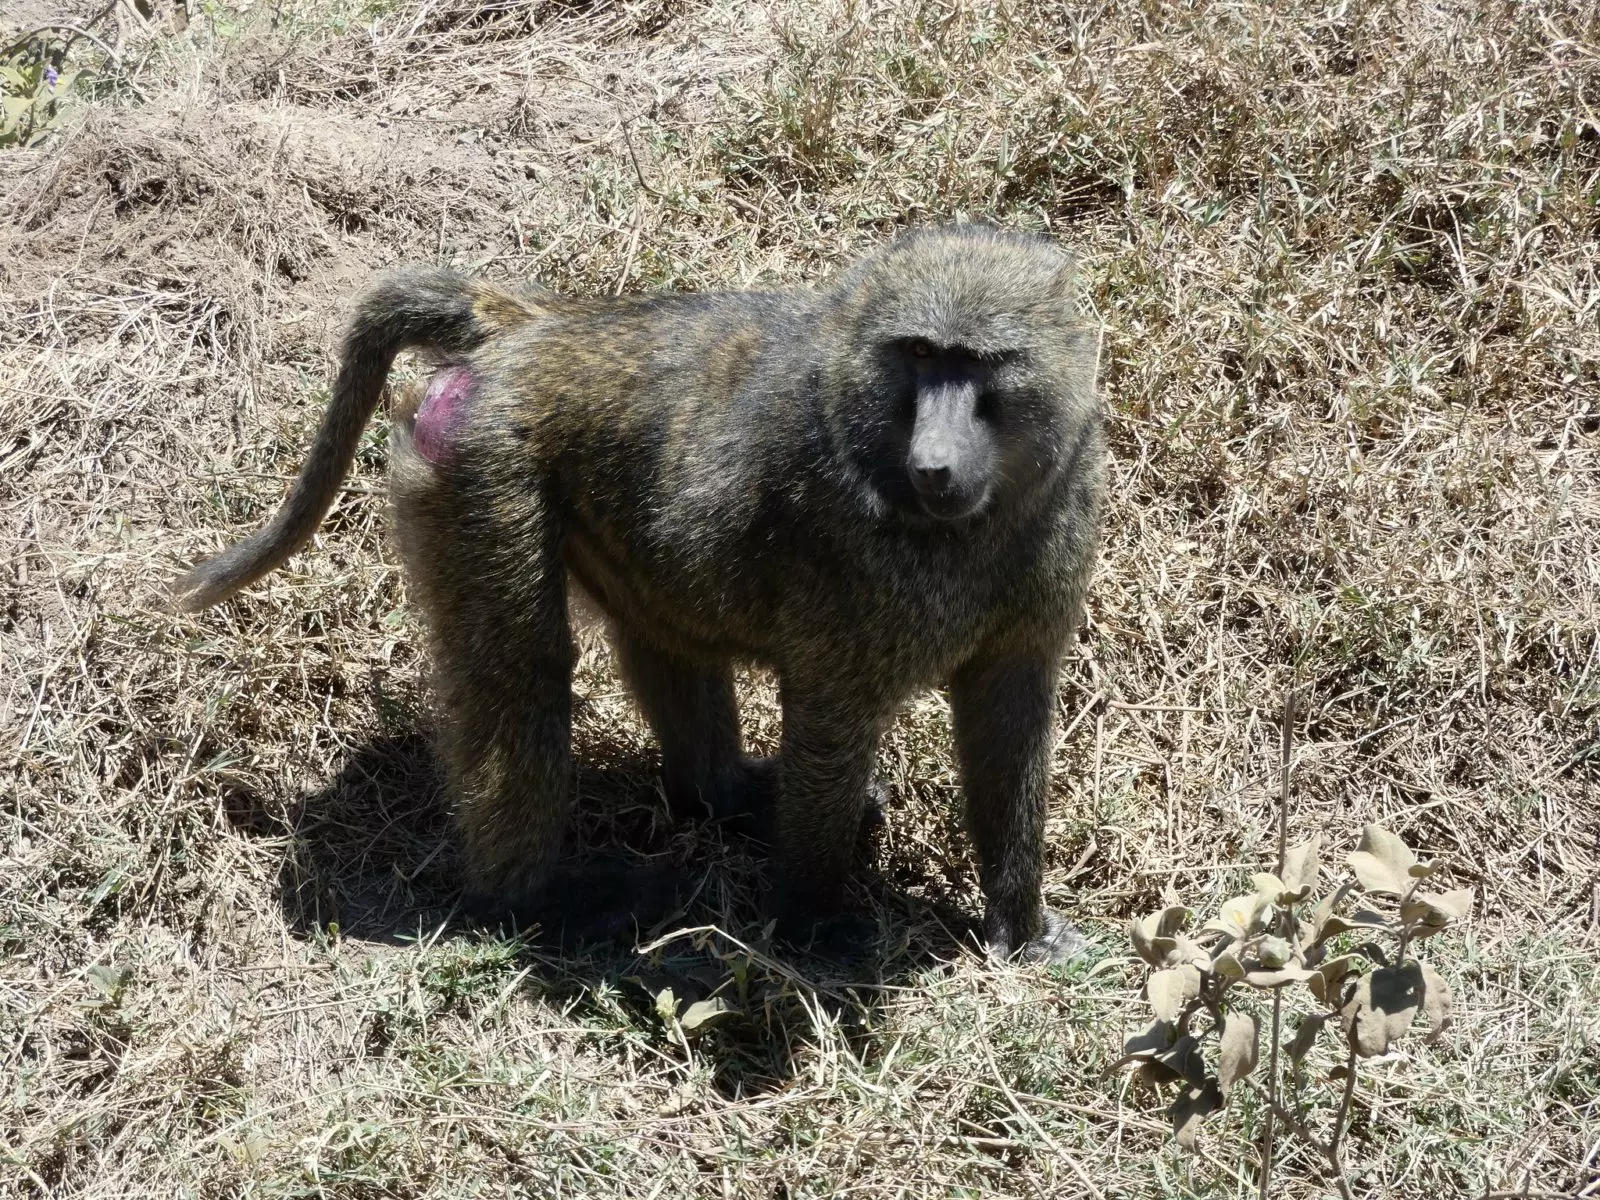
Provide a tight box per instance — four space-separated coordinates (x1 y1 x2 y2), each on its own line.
950 647 1087 964
768 678 889 949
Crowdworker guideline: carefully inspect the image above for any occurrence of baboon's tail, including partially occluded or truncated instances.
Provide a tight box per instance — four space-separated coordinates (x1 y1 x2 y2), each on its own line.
172 267 535 612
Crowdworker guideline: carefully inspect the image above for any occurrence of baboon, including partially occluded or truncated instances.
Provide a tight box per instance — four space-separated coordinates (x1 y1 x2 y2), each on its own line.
174 224 1106 962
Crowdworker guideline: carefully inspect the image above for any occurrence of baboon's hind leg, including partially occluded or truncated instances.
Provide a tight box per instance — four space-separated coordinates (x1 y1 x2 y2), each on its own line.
393 459 679 945
612 630 777 834
410 509 573 913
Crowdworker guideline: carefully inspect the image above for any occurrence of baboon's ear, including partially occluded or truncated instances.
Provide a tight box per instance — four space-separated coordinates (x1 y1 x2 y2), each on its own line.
1049 247 1083 299
1063 325 1102 366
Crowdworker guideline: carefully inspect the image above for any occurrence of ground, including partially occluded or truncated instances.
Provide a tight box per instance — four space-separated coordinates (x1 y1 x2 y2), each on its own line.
1 1 1597 1197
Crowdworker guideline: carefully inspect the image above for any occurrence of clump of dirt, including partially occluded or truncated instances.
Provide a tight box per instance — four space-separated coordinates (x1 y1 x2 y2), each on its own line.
5 98 518 320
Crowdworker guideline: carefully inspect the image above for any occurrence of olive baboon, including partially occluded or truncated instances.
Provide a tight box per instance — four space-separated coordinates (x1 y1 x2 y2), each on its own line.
174 224 1106 962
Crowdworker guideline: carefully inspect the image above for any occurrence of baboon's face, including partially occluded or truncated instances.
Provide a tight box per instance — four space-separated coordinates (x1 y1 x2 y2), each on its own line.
828 228 1094 526
897 338 1001 521
853 324 1083 525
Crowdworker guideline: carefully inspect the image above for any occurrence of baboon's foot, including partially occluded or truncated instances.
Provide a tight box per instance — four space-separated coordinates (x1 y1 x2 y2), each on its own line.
775 909 880 965
464 859 688 949
857 776 889 843
985 907 1092 966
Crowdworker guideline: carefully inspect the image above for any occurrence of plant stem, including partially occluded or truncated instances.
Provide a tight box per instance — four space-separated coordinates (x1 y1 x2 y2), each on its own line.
1395 875 1423 963
1243 1077 1332 1158
1244 1076 1356 1200
1327 1043 1359 1200
1259 991 1281 1200
1259 687 1295 1199
1276 687 1294 877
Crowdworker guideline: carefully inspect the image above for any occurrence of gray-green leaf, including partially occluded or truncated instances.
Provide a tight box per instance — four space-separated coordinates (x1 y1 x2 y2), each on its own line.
1148 964 1202 1023
1203 893 1270 939
679 997 740 1035
1286 1013 1326 1064
1342 962 1424 1057
1315 909 1391 947
1400 888 1472 927
1121 1019 1176 1060
1244 965 1315 988
1308 955 1365 1005
1217 1011 1259 1099
1170 1080 1222 1149
1212 948 1246 980
654 987 679 1023
1347 825 1423 897
1131 906 1194 967
1420 961 1453 1045
1281 835 1322 893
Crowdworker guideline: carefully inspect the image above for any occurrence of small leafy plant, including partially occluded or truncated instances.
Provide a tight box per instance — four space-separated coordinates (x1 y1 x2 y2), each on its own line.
1112 706 1471 1197
1113 694 1472 1200
1 54 78 148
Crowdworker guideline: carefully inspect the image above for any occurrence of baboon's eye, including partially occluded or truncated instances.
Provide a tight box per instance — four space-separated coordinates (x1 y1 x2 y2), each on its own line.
908 338 934 359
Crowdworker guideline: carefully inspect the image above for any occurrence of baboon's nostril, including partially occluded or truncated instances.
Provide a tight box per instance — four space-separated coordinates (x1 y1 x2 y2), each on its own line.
912 463 952 494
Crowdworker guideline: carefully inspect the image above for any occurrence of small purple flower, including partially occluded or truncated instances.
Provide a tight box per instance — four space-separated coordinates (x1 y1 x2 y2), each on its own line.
44 66 59 89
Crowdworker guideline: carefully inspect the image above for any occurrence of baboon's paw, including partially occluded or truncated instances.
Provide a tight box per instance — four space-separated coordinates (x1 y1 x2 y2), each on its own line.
859 776 890 841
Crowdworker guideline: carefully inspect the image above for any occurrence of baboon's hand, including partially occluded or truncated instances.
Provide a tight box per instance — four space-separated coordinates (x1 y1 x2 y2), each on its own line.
988 908 1091 966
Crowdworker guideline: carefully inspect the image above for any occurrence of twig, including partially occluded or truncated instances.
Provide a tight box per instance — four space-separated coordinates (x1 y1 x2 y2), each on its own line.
619 116 666 200
614 202 643 297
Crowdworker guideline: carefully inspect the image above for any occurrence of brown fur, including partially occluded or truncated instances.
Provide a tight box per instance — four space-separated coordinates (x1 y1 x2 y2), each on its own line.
173 225 1106 960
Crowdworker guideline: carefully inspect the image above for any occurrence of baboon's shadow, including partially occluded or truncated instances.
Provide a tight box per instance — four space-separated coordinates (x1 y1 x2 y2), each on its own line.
274 728 684 944
268 723 990 1092
274 732 453 941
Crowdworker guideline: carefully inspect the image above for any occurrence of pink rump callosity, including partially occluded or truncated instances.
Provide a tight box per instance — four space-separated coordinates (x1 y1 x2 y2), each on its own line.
412 366 475 465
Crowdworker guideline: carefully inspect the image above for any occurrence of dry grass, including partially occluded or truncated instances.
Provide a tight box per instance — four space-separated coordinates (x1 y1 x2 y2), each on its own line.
3 0 1598 1195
